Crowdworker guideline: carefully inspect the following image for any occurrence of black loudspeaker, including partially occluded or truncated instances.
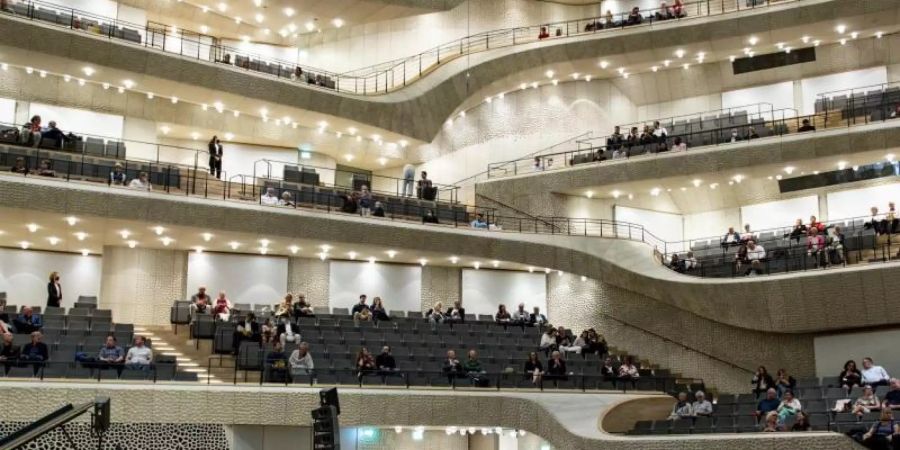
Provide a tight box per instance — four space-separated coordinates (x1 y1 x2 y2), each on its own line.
319 387 340 415
311 405 340 450
93 397 110 433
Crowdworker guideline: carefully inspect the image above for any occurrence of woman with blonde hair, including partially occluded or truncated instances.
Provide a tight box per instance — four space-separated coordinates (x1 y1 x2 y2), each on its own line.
47 271 62 308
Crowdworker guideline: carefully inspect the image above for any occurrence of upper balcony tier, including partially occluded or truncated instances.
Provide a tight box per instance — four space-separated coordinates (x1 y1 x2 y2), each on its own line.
1 0 893 141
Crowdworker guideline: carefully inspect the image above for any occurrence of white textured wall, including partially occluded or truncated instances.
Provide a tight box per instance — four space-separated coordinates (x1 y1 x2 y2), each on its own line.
683 208 742 242
461 269 546 317
186 252 289 306
814 329 900 380
0 248 101 309
100 246 187 325
328 261 422 314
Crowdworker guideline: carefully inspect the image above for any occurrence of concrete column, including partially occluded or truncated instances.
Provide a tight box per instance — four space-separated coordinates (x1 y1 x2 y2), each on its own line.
287 257 330 308
420 265 461 312
99 245 188 326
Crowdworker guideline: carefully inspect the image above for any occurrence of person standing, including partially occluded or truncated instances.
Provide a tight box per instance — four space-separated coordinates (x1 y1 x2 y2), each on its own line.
208 136 223 179
402 164 415 197
47 271 62 308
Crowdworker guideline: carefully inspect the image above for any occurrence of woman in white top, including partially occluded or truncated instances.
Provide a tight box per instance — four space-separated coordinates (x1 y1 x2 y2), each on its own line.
852 386 881 416
289 342 315 376
128 172 152 191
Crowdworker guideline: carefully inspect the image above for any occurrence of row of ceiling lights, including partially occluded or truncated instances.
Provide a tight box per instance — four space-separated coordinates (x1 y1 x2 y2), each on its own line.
2 63 408 166
448 27 885 124
172 0 345 38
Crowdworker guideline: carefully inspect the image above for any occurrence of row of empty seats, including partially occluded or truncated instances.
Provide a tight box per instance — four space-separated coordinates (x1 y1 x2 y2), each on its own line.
3 1 142 43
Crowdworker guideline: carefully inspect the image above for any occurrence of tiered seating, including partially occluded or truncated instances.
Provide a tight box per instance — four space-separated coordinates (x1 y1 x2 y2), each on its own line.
1 304 194 381
178 304 688 390
3 2 142 44
815 86 900 122
629 379 893 435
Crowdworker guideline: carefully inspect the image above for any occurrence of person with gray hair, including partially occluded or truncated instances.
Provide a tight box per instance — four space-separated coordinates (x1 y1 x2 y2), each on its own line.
669 392 693 419
692 391 713 416
289 342 314 377
261 187 279 206
278 191 295 207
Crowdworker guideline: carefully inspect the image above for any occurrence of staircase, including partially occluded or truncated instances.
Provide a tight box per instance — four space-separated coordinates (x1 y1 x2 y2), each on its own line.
137 325 226 384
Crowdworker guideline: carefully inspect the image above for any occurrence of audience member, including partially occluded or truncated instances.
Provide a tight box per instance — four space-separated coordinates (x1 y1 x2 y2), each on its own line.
668 254 685 273
862 357 891 388
510 303 529 326
445 301 465 324
275 294 294 319
265 341 288 382
464 349 488 386
775 368 797 398
358 185 373 216
10 157 28 175
20 115 42 147
109 163 127 185
233 312 260 353
776 390 801 425
260 188 279 206
673 0 685 17
868 206 886 235
852 386 881 417
471 213 489 229
190 286 211 318
289 342 314 377
41 121 69 148
0 333 19 363
762 411 780 432
669 392 694 419
808 215 825 232
422 209 439 224
721 227 741 247
356 347 376 379
618 356 639 384
278 191 295 207
798 119 816 132
807 228 826 266
626 7 642 25
557 327 581 354
417 171 434 200
540 327 558 354
370 297 390 322
426 301 445 325
213 291 232 321
13 307 42 334
538 26 549 39
787 218 807 243
840 360 863 390
208 135 223 179
744 240 766 276
524 352 544 385
740 224 754 242
36 160 55 177
372 201 385 217
756 388 780 418
340 192 359 214
882 378 900 410
97 335 124 365
128 172 152 191
752 366 775 398
546 351 568 381
352 295 372 323
401 164 415 197
683 252 698 270
47 271 62 308
20 331 48 363
495 304 511 325
277 317 300 347
656 2 674 20
790 411 812 431
827 226 846 265
860 408 899 449
292 294 314 317
601 357 617 383
442 350 464 381
125 336 152 370
533 157 544 172
693 391 713 416
529 306 547 326
671 136 687 152
607 126 623 150
886 202 899 234
376 346 398 376
261 318 275 344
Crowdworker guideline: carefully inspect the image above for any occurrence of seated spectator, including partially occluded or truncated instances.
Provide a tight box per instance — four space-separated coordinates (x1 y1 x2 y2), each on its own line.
693 391 713 416
683 252 698 270
668 253 685 273
510 303 529 326
861 408 900 448
40 121 69 148
232 312 260 353
807 227 826 264
840 360 863 390
20 331 48 364
529 306 547 327
464 349 487 386
791 411 811 431
585 329 608 356
728 129 741 143
275 294 294 319
540 327 558 354
776 390 801 425
538 26 549 39
762 411 780 432
798 118 816 132
618 356 639 383
753 366 775 397
36 160 55 177
882 378 900 410
533 157 544 172
0 333 19 364
97 335 125 365
601 357 617 383
10 157 28 175
673 0 686 17
109 163 127 185
744 240 766 276
656 2 674 20
571 331 588 355
604 10 614 26
607 126 624 150
853 386 881 417
545 351 568 381
339 191 359 214
260 188 279 206
626 127 639 147
376 346 398 376
277 317 300 347
190 286 211 319
425 301 445 325
868 206 885 235
669 392 693 419
265 341 288 382
639 125 653 145
827 226 845 265
740 224 754 242
808 215 825 232
125 336 152 370
422 209 439 224
370 297 390 322
557 327 582 354
355 347 376 379
721 227 741 247
471 213 489 229
756 388 780 418
671 136 687 152
884 202 899 234
446 301 465 323
626 6 642 25
20 115 42 147
652 120 668 150
524 352 544 385
13 307 42 334
442 350 464 381
495 304 511 325
357 185 373 216
862 357 891 388
787 218 807 243
351 295 372 323
775 369 797 398
292 294 314 317
212 291 232 321
278 191 295 207
128 172 152 191
289 342 314 377
261 317 275 344
372 201 385 217
417 171 434 200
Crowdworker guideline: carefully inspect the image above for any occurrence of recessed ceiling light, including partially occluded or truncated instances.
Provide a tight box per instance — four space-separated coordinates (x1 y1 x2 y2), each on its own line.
367 256 376 264
850 32 858 39
224 132 234 140
611 190 621 199
835 24 846 34
876 31 883 39
531 82 538 89
217 2 227 12
584 75 592 82
839 38 847 46
651 66 659 72
289 245 299 254
190 132 200 140
229 241 240 250
19 241 30 250
419 258 427 266
122 79 134 89
47 237 60 245
39 70 46 78
194 247 204 254
729 55 736 62
449 256 459 264
81 249 90 256
386 250 397 258
259 239 271 247
255 13 264 23
519 83 527 90
543 268 551 274
119 230 131 239
153 226 165 235
201 232 213 242
127 240 137 248
691 179 702 187
580 275 587 282
491 260 500 268
74 232 87 241
332 18 344 28
160 236 173 246
748 36 759 45
776 42 785 49
813 40 821 46
886 153 896 162
283 7 295 16
650 187 661 196
348 251 358 260
675 49 685 58
598 60 609 69
305 21 315 31
544 70 554 78
571 72 580 79
259 247 268 255
473 262 481 270
837 161 848 170
585 191 594 198
200 25 209 34
551 79 559 85
484 96 492 103
784 166 796 174
26 223 39 233
801 36 810 43
160 126 170 135
663 60 671 67
398 140 408 148
320 245 332 252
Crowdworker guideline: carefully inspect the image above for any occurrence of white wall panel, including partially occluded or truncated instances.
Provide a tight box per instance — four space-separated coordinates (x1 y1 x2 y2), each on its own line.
56 0 118 17
801 67 887 115
328 262 421 314
0 97 15 125
28 103 124 140
0 249 101 309
826 182 900 221
722 81 795 115
683 208 742 242
740 196 819 231
614 206 684 251
186 253 288 306
814 329 900 380
461 269 546 317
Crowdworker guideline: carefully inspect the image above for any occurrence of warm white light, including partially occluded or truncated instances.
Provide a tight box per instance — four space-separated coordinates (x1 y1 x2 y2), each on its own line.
321 244 332 252
153 226 165 235
191 132 200 140
344 154 354 162
122 79 134 88
837 161 848 170
19 241 30 250
160 126 170 135
26 223 39 233
64 74 71 82
580 275 587 282
255 13 264 23
611 190 621 199
305 21 315 31
48 237 60 246
119 230 131 239
348 251 358 260
651 66 659 72
876 31 883 39
81 249 90 256
217 2 227 12
398 139 408 148
64 216 78 226
599 60 609 69
73 232 87 241
39 70 46 78
528 267 535 273
850 31 859 39
25 67 33 74
117 87 124 94
571 72 580 79
887 153 896 162
200 25 209 34
473 262 481 270
776 42 785 49
519 83 527 90
552 79 559 85
732 174 745 183
127 240 137 249
229 241 240 250
585 191 594 198
584 75 592 82
691 179 702 187
709 183 719 190
332 18 344 28
394 426 402 434
458 111 465 118
683 63 690 70
377 157 387 166
233 110 240 117
784 166 796 174
224 132 234 140
419 258 428 266
748 36 759 45
385 250 397 259
801 36 810 43
235 16 242 24
0 63 8 71
259 239 270 247
813 40 821 46
675 49 685 58
650 187 661 196
840 38 847 45
449 256 459 264
200 232 213 242
544 70 554 78
259 247 268 255
283 7 295 16
367 256 376 264
485 96 492 103
194 247 204 254
663 60 671 67
729 55 736 62
160 237 173 246
836 24 847 34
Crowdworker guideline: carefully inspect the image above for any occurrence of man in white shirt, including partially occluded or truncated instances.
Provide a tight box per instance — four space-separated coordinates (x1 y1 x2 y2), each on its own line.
746 240 766 276
125 336 153 370
652 121 668 139
128 172 152 191
861 357 891 387
510 303 530 326
289 342 314 377
260 187 279 206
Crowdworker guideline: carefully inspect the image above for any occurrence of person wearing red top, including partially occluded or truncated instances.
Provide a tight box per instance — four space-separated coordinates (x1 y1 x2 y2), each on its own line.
213 291 232 321
808 215 825 232
20 115 42 147
538 26 549 39
807 228 826 267
673 0 686 17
